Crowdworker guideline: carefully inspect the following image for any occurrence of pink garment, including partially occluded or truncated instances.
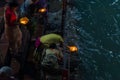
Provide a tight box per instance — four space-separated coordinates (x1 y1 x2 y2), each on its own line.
35 37 41 48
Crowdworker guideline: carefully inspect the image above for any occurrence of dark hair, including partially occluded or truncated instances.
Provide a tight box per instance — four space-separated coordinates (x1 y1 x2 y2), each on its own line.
49 43 57 49
8 0 19 7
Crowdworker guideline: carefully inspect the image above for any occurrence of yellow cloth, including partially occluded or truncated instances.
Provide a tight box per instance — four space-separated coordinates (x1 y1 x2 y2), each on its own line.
40 34 64 45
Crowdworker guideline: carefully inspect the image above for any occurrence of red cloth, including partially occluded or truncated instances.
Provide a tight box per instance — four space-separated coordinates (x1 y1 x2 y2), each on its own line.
5 7 17 27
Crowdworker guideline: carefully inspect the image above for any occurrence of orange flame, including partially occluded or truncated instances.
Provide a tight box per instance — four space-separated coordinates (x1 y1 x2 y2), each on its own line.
68 46 78 53
20 17 29 25
38 8 47 13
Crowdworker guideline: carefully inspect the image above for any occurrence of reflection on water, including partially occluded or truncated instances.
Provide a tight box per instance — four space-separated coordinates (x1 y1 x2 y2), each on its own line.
65 0 120 80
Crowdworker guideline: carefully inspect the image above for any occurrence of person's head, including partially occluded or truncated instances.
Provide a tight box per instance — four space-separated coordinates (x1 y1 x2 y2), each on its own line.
8 0 19 10
49 43 57 49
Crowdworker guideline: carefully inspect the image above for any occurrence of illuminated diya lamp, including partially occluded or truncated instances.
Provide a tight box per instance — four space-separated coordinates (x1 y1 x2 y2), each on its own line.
19 17 29 25
38 8 47 13
68 45 78 53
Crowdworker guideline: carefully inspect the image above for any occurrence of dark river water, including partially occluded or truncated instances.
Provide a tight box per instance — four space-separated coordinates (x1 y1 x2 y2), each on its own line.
1 0 120 80
65 0 120 80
